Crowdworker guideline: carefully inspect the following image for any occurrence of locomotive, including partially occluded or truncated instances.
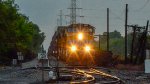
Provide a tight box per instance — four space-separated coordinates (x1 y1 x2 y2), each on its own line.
48 23 96 66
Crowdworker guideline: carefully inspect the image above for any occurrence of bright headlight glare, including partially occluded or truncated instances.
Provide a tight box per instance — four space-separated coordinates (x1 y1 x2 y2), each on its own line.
85 46 91 52
78 33 83 40
71 45 77 52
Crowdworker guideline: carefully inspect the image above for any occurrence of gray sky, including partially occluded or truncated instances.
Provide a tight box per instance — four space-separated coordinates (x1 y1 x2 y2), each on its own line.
15 0 150 50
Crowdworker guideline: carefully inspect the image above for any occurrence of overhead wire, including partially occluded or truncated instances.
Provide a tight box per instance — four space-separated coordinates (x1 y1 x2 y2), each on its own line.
109 10 124 22
132 0 150 12
109 9 134 25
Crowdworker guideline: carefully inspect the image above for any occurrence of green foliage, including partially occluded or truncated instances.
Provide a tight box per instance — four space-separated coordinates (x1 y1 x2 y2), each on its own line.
109 30 122 38
94 30 124 59
0 0 45 64
109 38 124 56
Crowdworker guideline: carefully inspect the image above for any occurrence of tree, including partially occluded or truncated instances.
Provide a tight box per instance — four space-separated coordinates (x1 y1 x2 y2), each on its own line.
94 30 124 61
109 30 122 39
0 0 45 65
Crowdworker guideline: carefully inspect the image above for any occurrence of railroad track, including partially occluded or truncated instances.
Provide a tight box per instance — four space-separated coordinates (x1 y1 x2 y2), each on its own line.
90 68 124 84
70 68 124 84
21 67 124 84
70 69 95 84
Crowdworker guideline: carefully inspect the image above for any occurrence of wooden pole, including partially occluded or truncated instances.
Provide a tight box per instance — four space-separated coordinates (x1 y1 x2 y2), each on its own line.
125 4 128 64
107 8 109 51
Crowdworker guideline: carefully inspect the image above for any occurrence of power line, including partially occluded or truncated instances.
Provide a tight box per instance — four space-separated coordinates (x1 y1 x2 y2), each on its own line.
131 0 150 12
67 0 83 24
110 10 124 21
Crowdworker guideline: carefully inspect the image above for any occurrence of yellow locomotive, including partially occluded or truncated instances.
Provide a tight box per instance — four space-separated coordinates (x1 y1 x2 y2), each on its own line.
49 23 95 66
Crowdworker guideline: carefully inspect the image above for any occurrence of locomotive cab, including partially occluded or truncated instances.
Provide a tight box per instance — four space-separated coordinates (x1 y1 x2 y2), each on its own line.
49 23 95 66
65 24 95 66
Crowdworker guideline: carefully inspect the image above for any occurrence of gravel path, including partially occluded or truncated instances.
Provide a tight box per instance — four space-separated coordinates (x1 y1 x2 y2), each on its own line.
22 58 38 69
0 68 49 84
0 57 49 84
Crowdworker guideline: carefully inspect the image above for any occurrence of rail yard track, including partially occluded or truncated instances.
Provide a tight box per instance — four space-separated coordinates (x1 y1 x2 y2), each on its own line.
67 68 124 84
4 65 149 84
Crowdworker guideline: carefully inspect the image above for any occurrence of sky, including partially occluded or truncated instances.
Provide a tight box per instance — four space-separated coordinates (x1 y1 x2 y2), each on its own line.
15 0 150 51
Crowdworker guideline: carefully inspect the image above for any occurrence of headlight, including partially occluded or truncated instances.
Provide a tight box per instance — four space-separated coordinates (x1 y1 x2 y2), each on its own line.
71 45 77 52
78 33 83 40
85 46 91 52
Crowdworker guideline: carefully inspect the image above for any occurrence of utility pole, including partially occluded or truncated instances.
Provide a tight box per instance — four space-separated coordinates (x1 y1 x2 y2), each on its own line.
59 10 63 26
145 20 149 47
94 34 101 50
127 25 137 64
125 4 128 64
99 34 100 50
70 0 77 24
128 25 147 64
107 8 109 51
140 20 149 63
68 0 82 24
57 18 59 26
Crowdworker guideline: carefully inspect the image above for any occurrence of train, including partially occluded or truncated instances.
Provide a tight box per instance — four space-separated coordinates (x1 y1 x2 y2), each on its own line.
48 23 96 66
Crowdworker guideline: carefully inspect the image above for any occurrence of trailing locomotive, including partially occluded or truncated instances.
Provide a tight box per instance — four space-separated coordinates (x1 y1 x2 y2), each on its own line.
48 23 95 65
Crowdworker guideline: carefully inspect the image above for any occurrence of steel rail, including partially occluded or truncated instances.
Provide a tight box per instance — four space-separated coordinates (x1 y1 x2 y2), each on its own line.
21 67 124 84
70 69 95 84
90 68 124 84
